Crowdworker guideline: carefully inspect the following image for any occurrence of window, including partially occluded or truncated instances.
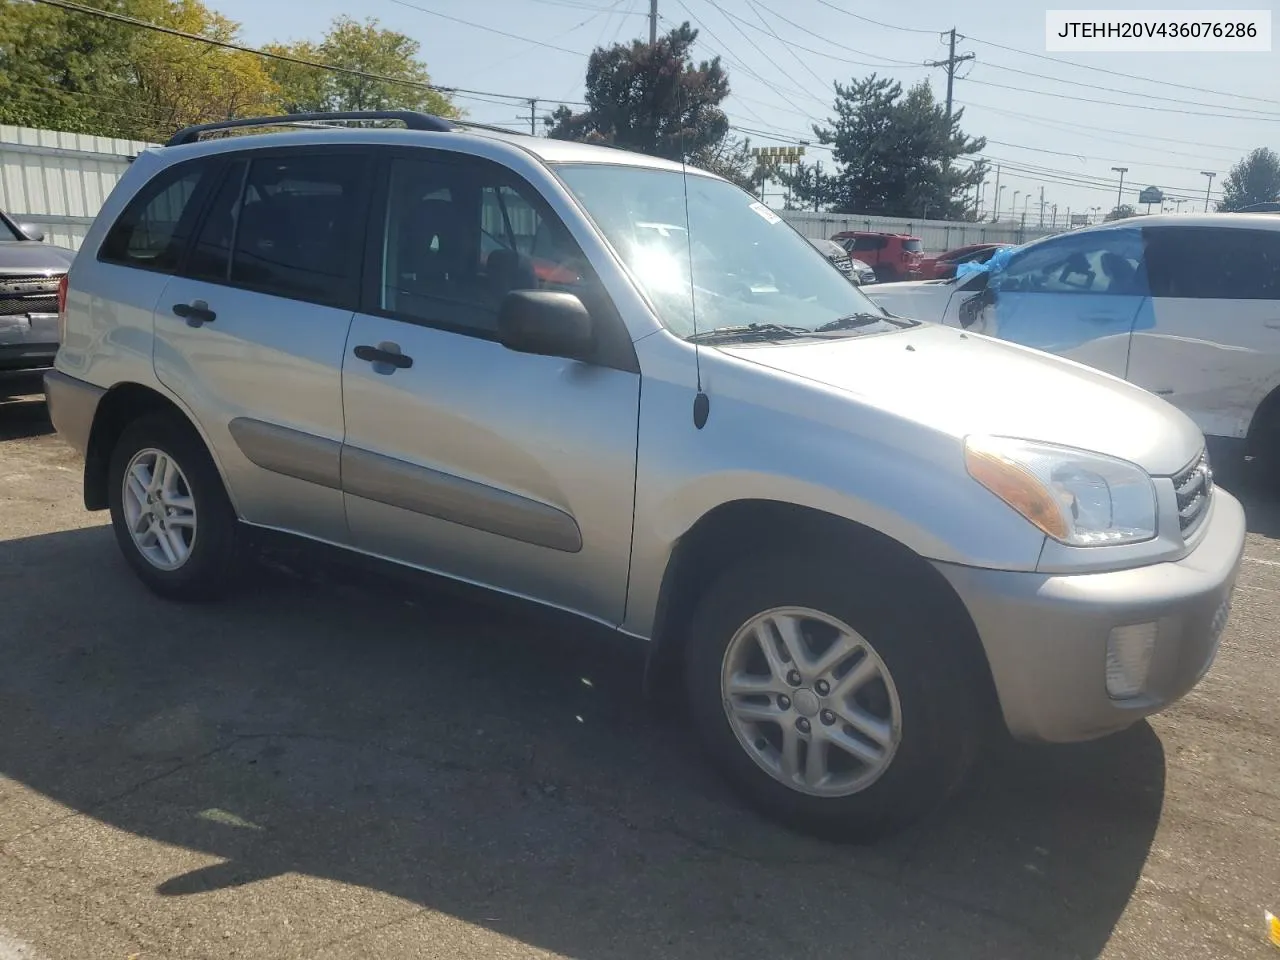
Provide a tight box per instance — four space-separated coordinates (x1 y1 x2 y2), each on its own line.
902 238 923 253
187 161 246 282
379 157 596 335
187 153 367 305
99 161 212 272
850 235 886 252
996 228 1148 296
1144 227 1280 300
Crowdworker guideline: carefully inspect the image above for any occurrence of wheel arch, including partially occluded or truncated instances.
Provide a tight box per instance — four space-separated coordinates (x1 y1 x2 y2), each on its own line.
84 382 220 511
643 498 1000 723
1245 380 1280 456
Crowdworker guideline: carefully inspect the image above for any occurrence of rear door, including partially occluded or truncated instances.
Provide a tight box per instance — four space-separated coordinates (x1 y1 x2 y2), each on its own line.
1130 226 1280 439
979 227 1151 378
153 148 372 543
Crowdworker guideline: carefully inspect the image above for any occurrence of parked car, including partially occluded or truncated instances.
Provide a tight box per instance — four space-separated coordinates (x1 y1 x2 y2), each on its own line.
1238 202 1280 213
919 242 1009 280
865 214 1280 467
46 111 1243 843
830 231 924 282
806 237 876 285
0 210 75 386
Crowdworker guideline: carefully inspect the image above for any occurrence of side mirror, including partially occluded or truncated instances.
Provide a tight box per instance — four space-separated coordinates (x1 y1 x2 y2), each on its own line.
17 223 44 242
497 290 594 360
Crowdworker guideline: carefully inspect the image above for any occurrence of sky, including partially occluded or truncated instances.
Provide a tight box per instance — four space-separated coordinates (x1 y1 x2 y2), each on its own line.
206 0 1280 222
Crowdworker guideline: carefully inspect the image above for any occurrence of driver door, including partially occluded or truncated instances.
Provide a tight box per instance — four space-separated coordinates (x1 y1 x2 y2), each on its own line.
978 227 1152 378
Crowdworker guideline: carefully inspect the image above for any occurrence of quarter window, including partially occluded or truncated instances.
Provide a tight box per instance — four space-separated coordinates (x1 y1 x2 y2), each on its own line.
99 161 212 272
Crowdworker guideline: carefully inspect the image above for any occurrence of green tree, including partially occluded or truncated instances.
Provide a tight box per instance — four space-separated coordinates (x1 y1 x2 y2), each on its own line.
267 16 457 118
1217 147 1280 211
545 22 758 188
779 75 986 218
0 0 277 141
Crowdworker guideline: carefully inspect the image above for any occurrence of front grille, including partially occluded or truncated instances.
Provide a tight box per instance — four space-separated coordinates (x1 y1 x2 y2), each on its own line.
0 275 62 317
1172 449 1213 537
832 257 853 275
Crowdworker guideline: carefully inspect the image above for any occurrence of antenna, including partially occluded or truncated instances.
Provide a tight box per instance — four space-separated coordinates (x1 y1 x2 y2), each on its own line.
677 80 710 429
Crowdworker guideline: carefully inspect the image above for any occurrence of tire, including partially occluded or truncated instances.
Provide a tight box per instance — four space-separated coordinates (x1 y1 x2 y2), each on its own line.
107 412 241 602
684 549 981 843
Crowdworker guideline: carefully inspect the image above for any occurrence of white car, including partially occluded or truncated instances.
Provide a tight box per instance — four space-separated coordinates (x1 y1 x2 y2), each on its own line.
865 214 1280 462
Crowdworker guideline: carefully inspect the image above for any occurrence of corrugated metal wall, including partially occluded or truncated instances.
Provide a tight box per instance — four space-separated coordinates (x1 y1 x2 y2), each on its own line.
0 125 156 250
0 122 1071 255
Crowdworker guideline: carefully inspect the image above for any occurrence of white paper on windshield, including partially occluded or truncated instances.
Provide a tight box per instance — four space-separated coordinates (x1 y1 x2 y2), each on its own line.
748 201 782 225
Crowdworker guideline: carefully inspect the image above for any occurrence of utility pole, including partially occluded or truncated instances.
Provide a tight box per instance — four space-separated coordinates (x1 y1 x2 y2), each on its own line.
925 29 975 126
1038 186 1045 228
991 164 1001 220
1201 171 1216 211
527 98 537 136
1111 166 1128 212
649 0 658 44
813 161 822 212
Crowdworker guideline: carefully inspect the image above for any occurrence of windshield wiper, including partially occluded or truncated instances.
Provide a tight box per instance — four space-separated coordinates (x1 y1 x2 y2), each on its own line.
687 322 811 343
814 312 890 332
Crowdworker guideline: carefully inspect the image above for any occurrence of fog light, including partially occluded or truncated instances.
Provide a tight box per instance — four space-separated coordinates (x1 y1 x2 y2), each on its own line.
1106 622 1157 699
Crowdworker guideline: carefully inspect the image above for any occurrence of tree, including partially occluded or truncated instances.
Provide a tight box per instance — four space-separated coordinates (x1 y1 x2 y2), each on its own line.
545 22 755 186
0 0 276 142
778 75 986 218
1217 147 1280 211
1104 204 1136 221
266 16 457 118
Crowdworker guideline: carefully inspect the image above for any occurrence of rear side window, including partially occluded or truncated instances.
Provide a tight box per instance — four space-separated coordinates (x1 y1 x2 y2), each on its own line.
99 161 213 272
851 235 885 252
185 152 368 306
1145 227 1280 300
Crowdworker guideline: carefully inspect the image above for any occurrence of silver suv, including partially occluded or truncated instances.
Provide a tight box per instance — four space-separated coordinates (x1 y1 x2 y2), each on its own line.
46 111 1245 841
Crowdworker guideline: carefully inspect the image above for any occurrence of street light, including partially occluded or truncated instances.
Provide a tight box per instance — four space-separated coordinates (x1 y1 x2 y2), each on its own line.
1111 166 1128 211
1201 171 1216 212
995 184 1006 220
1012 190 1020 220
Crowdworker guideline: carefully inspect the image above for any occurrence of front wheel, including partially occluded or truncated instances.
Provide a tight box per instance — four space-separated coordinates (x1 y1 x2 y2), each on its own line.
107 413 241 602
684 550 981 842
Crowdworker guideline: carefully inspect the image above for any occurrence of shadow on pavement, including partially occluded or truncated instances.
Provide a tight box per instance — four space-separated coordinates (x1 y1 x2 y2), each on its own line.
0 392 53 442
0 526 1166 959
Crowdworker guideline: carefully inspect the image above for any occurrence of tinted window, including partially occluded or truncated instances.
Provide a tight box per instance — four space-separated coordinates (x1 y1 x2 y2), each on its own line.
380 157 596 335
851 235 885 252
229 153 367 305
997 228 1148 296
100 161 212 272
187 160 246 282
1144 227 1280 300
902 238 923 253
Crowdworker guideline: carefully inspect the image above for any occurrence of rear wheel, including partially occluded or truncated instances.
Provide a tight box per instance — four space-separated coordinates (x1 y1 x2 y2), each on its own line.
684 550 981 842
107 413 241 601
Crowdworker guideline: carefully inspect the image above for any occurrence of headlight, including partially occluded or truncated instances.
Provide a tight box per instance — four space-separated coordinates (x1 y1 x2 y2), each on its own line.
965 436 1157 546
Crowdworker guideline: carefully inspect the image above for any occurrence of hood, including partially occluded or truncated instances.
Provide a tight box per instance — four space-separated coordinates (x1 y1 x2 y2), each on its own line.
0 241 75 274
720 323 1203 477
862 279 957 323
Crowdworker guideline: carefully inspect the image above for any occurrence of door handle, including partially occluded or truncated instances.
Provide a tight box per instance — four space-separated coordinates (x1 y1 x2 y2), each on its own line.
353 342 413 370
172 300 216 327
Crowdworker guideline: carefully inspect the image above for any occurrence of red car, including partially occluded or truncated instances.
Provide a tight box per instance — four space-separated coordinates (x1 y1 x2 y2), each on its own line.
830 231 924 282
919 243 1007 280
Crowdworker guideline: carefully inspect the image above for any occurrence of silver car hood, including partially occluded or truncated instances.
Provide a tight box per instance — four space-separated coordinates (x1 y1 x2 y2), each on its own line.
720 323 1204 477
862 280 955 322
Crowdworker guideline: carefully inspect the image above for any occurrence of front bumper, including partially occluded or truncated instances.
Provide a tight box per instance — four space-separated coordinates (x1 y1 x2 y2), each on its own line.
44 369 105 458
934 489 1246 743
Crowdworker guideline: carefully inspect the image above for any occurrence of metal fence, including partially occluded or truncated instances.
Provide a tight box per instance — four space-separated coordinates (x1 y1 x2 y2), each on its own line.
0 125 153 250
778 210 1068 252
1 122 1072 255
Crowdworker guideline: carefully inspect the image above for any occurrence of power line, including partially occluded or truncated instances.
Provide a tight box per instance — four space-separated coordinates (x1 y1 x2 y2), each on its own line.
699 0 828 114
27 0 589 107
964 34 1280 109
743 0 830 89
725 0 929 68
960 74 1280 122
808 0 938 34
389 0 588 56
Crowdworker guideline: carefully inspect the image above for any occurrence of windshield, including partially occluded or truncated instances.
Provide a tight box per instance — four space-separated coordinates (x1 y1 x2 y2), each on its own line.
553 163 902 340
0 213 24 241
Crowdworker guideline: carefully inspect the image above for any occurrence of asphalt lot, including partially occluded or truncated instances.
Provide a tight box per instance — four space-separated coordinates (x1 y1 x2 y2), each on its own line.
0 388 1277 960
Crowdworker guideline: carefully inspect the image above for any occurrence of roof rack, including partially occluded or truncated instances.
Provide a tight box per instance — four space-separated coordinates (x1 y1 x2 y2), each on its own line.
165 110 454 147
450 119 531 137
